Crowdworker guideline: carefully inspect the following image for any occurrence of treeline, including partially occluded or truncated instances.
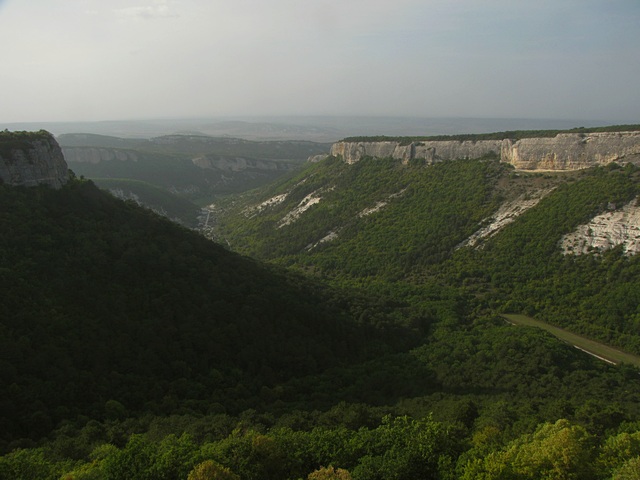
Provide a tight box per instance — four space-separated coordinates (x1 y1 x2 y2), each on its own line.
342 123 640 144
0 129 54 157
5 412 640 479
5 308 640 479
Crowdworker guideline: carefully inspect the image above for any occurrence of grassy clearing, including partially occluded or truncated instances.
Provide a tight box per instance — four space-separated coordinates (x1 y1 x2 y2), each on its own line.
502 313 640 368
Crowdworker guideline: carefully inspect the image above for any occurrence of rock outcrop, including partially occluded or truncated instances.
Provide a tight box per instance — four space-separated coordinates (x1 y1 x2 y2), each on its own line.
0 130 70 188
459 187 556 249
330 131 640 171
561 198 640 255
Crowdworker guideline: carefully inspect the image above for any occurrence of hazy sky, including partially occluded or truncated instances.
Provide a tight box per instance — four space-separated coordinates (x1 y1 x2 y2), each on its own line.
1 0 638 123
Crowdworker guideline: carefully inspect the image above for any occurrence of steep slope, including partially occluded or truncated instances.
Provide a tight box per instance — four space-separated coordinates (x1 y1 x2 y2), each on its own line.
448 163 640 353
91 178 202 227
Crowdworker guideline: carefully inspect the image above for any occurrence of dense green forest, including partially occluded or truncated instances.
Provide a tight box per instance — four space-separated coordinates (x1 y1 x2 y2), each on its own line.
0 181 417 445
5 130 640 478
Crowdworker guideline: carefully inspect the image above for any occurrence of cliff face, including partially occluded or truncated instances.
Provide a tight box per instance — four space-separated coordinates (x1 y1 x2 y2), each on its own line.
330 131 640 170
191 155 297 172
331 139 502 165
0 131 70 188
500 132 640 170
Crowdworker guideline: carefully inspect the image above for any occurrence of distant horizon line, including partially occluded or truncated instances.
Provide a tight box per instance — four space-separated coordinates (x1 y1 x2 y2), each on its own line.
0 114 629 124
2 116 637 142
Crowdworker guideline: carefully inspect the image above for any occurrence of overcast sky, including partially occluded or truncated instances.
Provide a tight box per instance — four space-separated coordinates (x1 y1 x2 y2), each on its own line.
0 0 638 123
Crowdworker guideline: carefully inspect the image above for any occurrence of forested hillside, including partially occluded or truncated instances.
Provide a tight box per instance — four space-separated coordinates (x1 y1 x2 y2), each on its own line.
214 156 640 354
0 181 409 450
5 149 640 478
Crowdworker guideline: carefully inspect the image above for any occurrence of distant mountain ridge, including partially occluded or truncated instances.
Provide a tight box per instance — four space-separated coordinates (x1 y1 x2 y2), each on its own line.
1 116 614 142
59 133 331 206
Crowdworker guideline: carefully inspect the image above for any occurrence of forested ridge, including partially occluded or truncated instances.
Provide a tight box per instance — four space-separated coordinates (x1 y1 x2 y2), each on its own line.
5 148 640 478
342 123 640 143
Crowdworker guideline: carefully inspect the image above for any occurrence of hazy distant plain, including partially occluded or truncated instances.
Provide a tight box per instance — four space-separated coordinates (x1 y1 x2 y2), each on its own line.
0 116 613 142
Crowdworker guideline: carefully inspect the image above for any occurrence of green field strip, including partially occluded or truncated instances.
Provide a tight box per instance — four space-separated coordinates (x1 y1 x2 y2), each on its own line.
502 313 640 368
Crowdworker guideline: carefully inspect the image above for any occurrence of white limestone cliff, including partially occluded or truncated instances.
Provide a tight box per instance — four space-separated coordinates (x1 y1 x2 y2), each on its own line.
330 131 640 170
501 132 640 170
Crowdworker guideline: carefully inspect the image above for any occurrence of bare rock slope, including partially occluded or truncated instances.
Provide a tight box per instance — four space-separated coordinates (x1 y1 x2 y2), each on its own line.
561 199 640 255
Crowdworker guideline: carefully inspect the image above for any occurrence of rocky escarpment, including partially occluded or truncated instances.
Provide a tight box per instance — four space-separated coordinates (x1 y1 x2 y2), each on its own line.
331 139 502 165
62 147 139 163
192 155 296 172
331 131 640 170
502 132 640 170
0 130 70 188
